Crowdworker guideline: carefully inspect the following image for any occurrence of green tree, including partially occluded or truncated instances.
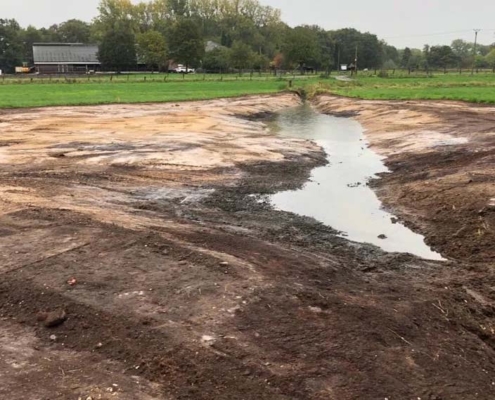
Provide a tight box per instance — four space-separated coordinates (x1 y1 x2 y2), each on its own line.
93 0 137 39
305 25 334 72
401 47 412 69
168 0 190 18
168 19 204 69
97 29 137 72
409 49 423 71
56 19 92 43
0 19 23 73
137 30 167 72
477 44 491 57
427 45 457 71
422 45 431 71
382 59 397 70
486 49 495 71
359 33 384 69
451 39 473 68
474 55 488 69
382 43 399 64
282 26 319 71
253 53 270 71
329 28 383 70
203 47 230 72
229 40 255 73
213 0 282 57
20 26 48 64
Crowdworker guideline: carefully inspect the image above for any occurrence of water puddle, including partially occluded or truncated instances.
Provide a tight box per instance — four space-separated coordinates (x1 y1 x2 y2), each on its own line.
270 105 444 261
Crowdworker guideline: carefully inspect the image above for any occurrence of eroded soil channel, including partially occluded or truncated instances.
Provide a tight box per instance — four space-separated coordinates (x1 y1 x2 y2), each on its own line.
270 104 443 260
1 95 495 400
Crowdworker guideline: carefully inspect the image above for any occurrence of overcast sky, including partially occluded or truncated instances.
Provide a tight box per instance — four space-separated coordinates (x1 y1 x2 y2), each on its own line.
2 0 495 48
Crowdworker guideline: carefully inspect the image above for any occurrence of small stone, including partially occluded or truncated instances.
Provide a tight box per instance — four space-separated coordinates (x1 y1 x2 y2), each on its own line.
44 309 67 328
96 342 103 348
36 312 48 322
378 234 387 240
219 261 229 266
50 334 57 341
201 335 216 346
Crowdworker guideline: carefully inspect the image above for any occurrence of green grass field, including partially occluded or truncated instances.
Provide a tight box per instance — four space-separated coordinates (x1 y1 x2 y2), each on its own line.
310 73 495 103
0 71 494 108
0 79 299 108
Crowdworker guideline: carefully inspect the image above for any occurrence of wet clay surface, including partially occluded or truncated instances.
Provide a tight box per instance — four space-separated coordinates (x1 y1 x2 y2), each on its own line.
1 94 495 399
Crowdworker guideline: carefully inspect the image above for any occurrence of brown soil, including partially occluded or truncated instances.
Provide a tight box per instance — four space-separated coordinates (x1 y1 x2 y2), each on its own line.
1 94 495 399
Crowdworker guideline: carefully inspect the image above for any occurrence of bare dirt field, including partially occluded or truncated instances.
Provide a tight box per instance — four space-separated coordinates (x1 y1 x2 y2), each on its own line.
1 93 495 400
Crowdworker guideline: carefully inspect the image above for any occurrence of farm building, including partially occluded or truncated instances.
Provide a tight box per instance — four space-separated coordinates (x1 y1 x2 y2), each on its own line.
33 43 100 74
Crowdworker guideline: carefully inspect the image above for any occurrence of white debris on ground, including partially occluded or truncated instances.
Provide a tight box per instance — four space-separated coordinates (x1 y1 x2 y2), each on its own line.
201 335 216 346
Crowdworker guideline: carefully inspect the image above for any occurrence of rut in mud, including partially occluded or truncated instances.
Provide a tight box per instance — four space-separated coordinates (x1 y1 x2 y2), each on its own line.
1 94 495 400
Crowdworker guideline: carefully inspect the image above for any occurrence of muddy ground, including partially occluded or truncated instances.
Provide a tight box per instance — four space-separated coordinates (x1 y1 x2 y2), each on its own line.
1 94 495 400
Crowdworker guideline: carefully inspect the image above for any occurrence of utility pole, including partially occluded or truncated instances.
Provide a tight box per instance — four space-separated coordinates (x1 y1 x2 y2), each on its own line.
472 29 481 75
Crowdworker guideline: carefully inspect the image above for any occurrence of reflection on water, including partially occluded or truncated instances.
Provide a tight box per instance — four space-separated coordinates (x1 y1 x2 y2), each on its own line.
270 105 444 261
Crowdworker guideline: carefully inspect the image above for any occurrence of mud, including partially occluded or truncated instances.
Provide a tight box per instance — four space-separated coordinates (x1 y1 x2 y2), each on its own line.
1 94 495 399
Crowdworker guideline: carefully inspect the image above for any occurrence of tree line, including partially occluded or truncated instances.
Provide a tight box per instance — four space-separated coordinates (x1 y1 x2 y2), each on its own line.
1 0 494 74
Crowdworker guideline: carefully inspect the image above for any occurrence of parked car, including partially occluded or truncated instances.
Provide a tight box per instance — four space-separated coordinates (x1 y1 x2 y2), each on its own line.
172 64 195 74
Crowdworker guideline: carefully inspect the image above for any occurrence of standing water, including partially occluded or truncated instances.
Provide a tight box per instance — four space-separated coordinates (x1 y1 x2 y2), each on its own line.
270 105 444 261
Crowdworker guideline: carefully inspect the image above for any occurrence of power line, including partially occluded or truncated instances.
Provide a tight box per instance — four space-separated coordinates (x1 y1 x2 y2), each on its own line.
383 29 473 40
383 28 495 41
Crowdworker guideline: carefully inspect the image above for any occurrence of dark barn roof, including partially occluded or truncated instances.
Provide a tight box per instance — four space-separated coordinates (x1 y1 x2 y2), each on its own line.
33 43 100 65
